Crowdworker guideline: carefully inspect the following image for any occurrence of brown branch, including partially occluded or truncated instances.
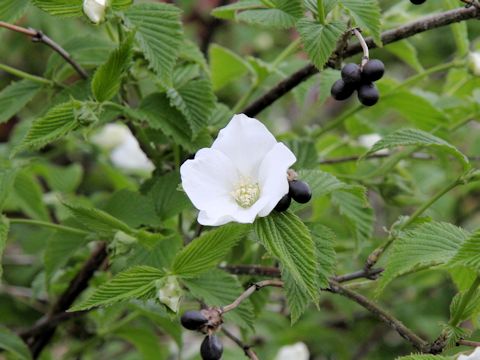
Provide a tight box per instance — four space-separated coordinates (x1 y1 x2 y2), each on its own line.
243 6 480 117
222 279 284 313
222 328 259 360
458 339 480 347
0 21 88 79
24 243 107 359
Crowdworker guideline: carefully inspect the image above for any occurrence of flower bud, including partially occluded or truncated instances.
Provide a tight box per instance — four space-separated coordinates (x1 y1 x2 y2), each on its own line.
83 0 108 24
468 52 480 77
156 276 182 313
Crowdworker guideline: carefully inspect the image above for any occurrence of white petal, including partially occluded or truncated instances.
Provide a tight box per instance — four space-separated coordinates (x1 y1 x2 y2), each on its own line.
257 142 296 217
212 114 277 178
110 136 154 172
275 343 310 360
180 148 239 213
83 0 107 23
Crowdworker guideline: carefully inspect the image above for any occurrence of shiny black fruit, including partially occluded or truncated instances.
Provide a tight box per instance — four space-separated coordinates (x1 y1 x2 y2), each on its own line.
362 59 385 82
341 63 362 85
289 180 312 204
180 310 208 331
410 0 426 4
274 194 292 212
331 79 355 101
200 335 223 360
357 83 379 107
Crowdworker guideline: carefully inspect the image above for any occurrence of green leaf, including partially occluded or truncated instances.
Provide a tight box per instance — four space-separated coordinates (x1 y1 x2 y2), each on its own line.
449 229 480 271
0 216 9 279
183 270 255 330
377 222 469 294
444 0 469 57
297 20 347 70
32 0 83 17
70 266 165 311
92 36 133 102
311 223 337 288
450 289 480 323
237 0 304 29
297 169 346 198
0 168 17 211
114 327 167 360
283 267 309 324
172 224 248 277
338 0 382 45
396 355 450 360
17 100 82 152
286 139 318 169
104 190 159 228
166 79 216 137
124 3 183 86
212 0 264 20
0 81 42 124
0 0 29 22
331 187 374 244
209 44 252 91
13 170 50 221
385 41 424 73
64 202 134 236
0 325 32 360
32 163 83 193
144 171 190 220
364 128 470 170
254 211 318 302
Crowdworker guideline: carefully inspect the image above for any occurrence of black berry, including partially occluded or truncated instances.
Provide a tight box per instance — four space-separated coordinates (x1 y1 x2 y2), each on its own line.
410 0 426 4
289 180 312 204
341 63 362 85
200 335 223 360
331 79 355 101
274 194 291 212
357 83 379 107
362 59 385 82
180 310 208 331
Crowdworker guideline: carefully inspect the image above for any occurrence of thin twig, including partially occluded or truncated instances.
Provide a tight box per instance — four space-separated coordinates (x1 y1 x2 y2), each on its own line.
458 339 480 347
0 21 88 79
222 328 259 360
222 279 284 313
352 28 369 67
243 6 480 116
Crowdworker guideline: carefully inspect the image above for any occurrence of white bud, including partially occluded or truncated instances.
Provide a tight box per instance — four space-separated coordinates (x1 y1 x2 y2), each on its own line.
469 52 480 77
83 0 108 24
156 276 182 313
275 342 309 360
358 133 389 155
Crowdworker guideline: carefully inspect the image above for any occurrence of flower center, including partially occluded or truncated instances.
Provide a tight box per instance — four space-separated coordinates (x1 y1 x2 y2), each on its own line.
232 178 260 208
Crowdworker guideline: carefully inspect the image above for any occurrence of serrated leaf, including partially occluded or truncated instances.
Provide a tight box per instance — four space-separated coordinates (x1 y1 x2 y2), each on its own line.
64 202 134 236
237 0 304 29
212 0 264 20
32 0 83 17
0 81 42 124
338 0 382 45
166 79 216 137
104 190 159 228
0 325 31 360
0 216 9 279
0 168 17 211
304 0 338 16
70 266 165 311
17 100 82 152
92 36 133 102
209 44 251 91
450 289 480 324
124 3 183 86
283 268 309 324
0 0 29 22
297 19 347 70
331 188 374 244
286 139 318 169
311 224 336 287
449 230 480 271
13 170 50 221
364 128 469 170
183 270 255 330
172 224 248 277
254 211 318 302
377 222 469 294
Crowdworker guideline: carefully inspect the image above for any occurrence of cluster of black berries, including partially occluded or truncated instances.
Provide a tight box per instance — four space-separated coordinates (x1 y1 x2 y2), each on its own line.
331 59 385 106
181 310 223 360
410 0 426 4
274 177 312 212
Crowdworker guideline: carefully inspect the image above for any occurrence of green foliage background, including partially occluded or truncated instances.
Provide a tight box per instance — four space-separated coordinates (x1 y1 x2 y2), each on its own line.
1 0 480 359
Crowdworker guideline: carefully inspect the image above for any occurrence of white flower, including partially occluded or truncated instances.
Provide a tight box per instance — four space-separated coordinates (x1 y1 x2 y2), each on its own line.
358 133 388 155
458 347 480 360
83 0 108 24
180 114 296 226
275 342 310 360
156 276 182 313
91 123 154 173
469 52 480 76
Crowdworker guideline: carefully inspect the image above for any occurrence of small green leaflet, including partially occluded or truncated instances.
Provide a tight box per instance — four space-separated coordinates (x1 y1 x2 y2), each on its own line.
0 326 32 360
254 211 318 302
70 266 164 311
377 222 469 295
338 0 382 45
211 0 264 20
449 289 480 324
297 20 347 70
91 36 133 102
0 216 10 279
0 81 42 124
209 44 252 91
236 0 303 29
172 224 248 277
124 3 183 86
363 128 470 170
13 170 50 221
449 229 480 271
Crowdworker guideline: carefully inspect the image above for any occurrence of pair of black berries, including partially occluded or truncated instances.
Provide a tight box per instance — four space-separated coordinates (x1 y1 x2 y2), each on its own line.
181 310 223 360
274 179 312 212
410 0 426 4
331 59 385 106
